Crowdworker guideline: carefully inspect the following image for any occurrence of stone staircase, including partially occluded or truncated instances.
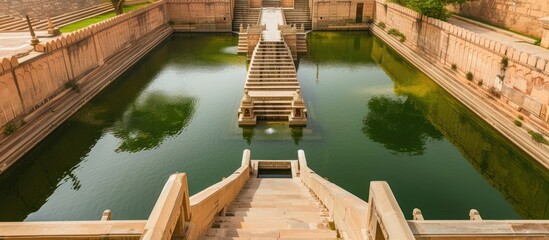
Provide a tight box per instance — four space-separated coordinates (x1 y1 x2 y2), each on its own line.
244 40 301 121
283 0 311 30
263 0 282 7
204 177 338 239
0 3 113 32
232 0 261 32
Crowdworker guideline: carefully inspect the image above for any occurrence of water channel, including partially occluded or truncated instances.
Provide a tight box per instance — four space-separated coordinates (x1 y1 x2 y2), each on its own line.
0 32 547 222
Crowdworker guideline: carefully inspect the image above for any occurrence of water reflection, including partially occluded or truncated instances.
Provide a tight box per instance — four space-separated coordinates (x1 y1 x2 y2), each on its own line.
113 92 195 152
362 96 443 155
290 127 304 145
371 38 549 219
242 127 254 145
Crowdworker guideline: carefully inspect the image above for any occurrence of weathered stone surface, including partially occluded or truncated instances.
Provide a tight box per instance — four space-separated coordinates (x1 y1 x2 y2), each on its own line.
456 0 549 38
0 0 102 19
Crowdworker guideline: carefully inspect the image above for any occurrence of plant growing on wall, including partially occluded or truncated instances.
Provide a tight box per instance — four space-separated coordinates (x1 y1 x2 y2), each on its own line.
65 80 80 92
378 22 386 29
4 122 17 136
489 87 500 98
451 64 457 70
388 29 406 42
466 71 473 81
528 130 548 144
367 18 375 24
390 0 476 21
498 56 509 81
514 120 522 127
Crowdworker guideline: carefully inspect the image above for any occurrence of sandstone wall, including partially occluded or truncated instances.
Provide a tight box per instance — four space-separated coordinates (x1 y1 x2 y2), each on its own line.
375 0 549 124
455 0 549 39
0 0 103 19
167 0 233 32
312 0 374 30
0 2 169 130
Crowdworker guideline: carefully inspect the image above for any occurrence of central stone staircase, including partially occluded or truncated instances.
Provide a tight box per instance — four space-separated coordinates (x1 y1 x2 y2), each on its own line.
244 40 301 121
205 177 338 239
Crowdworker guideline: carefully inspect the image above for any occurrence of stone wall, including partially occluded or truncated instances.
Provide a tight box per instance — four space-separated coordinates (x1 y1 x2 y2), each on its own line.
0 0 103 19
166 0 233 32
375 0 549 124
0 2 169 130
312 0 374 30
455 0 549 39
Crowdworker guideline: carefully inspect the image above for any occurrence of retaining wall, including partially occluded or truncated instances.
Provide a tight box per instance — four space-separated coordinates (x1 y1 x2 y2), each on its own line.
375 0 549 125
0 2 169 146
166 0 233 32
455 0 549 39
312 0 375 30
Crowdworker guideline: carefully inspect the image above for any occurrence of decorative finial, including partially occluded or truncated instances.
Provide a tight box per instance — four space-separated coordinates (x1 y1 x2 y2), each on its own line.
26 15 40 46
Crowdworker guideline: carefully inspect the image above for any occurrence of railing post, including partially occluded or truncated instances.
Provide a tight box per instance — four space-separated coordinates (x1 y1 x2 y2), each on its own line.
141 173 191 240
366 181 415 240
241 149 252 174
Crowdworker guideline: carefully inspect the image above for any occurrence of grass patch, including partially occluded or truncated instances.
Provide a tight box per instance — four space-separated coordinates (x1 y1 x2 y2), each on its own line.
60 3 151 33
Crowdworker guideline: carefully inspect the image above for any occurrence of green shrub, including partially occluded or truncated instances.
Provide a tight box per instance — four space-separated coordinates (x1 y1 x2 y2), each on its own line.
534 39 541 46
168 20 174 26
489 87 501 98
514 120 522 127
500 57 509 72
388 28 406 42
451 64 457 71
367 18 374 24
466 72 473 81
518 115 524 120
4 122 17 135
378 22 386 29
528 130 547 144
477 80 483 86
65 80 80 92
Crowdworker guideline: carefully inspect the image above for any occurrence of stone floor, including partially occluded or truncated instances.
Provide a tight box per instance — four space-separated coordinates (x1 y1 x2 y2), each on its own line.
448 16 549 59
0 31 60 60
260 7 284 41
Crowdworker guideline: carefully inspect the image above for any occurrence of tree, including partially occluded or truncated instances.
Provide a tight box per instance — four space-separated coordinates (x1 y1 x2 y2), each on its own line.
391 0 475 21
111 0 125 15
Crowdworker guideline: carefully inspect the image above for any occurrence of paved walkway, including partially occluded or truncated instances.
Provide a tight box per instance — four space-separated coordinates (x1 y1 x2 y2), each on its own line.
448 16 549 60
260 8 284 41
0 31 60 59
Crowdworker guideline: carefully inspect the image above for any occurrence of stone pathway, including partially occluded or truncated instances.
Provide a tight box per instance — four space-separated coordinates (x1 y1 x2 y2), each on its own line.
0 31 60 59
260 8 284 41
448 16 549 59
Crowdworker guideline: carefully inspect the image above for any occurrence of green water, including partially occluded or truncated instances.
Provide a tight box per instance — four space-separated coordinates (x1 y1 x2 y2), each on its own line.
0 32 547 222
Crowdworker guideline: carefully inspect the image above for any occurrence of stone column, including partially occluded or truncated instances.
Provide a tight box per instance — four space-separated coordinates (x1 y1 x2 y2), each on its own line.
238 90 257 126
289 89 307 126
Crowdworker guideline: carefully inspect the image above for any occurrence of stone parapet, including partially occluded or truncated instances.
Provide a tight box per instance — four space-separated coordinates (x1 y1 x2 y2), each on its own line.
0 1 171 173
375 0 549 126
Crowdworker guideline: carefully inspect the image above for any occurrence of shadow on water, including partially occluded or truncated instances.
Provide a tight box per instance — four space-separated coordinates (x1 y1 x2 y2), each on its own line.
371 37 549 219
